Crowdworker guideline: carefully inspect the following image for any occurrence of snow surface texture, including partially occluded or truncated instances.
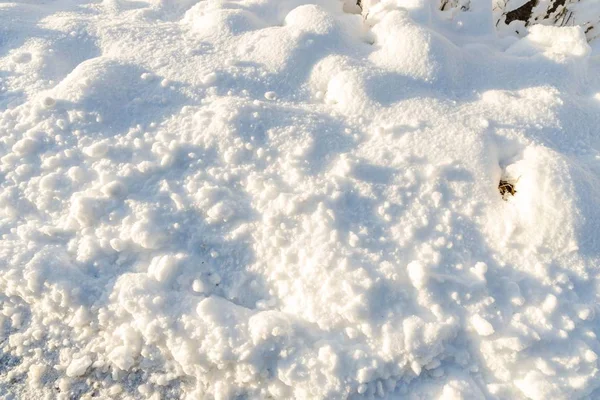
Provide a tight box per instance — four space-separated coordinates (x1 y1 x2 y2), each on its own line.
1 0 600 399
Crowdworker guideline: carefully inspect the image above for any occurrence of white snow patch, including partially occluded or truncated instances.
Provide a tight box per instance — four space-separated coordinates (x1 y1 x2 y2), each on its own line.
470 314 495 337
66 355 92 378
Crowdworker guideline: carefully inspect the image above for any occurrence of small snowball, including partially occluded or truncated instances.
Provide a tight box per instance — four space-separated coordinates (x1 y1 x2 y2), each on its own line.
474 262 487 275
511 296 525 306
192 279 205 293
39 173 60 191
12 52 32 63
101 181 128 198
206 201 234 222
348 232 360 247
542 294 558 314
67 166 86 183
201 72 217 86
470 314 494 336
12 138 40 155
138 384 151 395
70 196 99 227
83 142 109 158
357 367 372 383
66 356 92 377
578 306 592 320
131 220 167 250
28 364 46 387
108 385 123 396
148 254 183 283
108 346 135 371
58 377 71 392
584 350 598 363
264 91 277 100
471 262 488 281
410 361 422 375
515 370 555 399
407 261 427 289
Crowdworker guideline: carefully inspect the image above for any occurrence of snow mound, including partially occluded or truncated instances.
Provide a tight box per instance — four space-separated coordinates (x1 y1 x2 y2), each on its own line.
1 0 600 399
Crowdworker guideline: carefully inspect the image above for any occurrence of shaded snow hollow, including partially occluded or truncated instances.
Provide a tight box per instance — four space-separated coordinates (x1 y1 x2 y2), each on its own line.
1 0 600 399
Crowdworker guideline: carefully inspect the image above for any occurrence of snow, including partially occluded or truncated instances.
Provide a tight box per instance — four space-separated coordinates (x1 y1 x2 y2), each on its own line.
66 355 93 378
470 314 495 337
1 0 600 399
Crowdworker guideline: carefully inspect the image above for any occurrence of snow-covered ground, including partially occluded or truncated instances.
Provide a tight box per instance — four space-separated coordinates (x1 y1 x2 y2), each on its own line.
1 0 600 399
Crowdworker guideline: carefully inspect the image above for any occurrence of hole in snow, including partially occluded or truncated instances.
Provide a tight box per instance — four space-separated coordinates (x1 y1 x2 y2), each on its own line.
498 178 517 200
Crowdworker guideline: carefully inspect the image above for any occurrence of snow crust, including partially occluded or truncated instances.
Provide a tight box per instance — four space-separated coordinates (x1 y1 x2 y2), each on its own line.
1 0 600 399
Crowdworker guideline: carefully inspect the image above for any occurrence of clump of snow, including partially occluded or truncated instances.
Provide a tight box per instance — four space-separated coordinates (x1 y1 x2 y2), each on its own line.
470 314 495 337
1 0 600 399
66 355 92 378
